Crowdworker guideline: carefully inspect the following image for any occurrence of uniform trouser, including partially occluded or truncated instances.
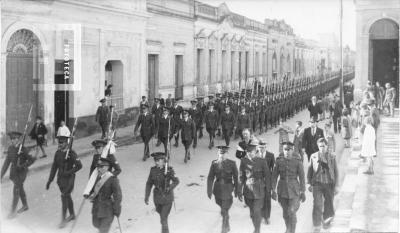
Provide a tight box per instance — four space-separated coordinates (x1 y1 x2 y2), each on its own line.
278 196 300 233
155 203 172 233
244 197 264 233
252 116 258 132
332 116 341 133
11 181 27 212
58 177 75 220
196 125 203 138
141 135 151 157
207 127 216 145
99 122 108 138
262 190 271 221
174 131 180 145
222 128 233 146
92 214 114 233
259 115 265 132
235 128 244 140
215 198 233 232
312 183 335 227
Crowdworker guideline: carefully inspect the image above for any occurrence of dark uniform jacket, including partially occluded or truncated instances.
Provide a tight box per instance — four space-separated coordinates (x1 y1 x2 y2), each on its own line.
48 149 82 187
263 151 275 191
1 145 34 182
151 104 163 120
134 113 155 137
89 153 121 177
156 116 175 138
204 110 219 129
220 111 235 130
171 105 183 123
177 118 197 143
145 166 179 205
308 102 322 119
29 123 48 145
302 127 324 157
96 106 110 123
239 156 269 199
236 113 251 130
189 107 203 128
272 154 305 199
92 174 122 218
207 159 239 200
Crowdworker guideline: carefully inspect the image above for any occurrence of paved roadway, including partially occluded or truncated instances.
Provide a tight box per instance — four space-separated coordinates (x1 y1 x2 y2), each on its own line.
1 109 350 233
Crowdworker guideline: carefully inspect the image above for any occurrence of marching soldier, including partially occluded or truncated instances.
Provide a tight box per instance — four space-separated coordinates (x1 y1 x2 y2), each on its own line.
176 110 197 163
196 97 207 139
204 103 219 149
86 158 122 233
207 146 240 233
89 139 121 177
134 104 155 161
152 98 163 147
235 107 251 140
171 99 183 147
156 107 175 155
271 141 306 233
46 135 83 228
145 152 180 233
215 93 223 137
239 140 269 233
258 141 275 225
259 97 266 134
220 105 235 146
96 98 110 139
189 99 203 140
1 132 35 219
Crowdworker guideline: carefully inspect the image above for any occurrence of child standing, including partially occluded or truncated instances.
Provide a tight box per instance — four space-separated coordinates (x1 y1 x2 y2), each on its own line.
341 109 352 148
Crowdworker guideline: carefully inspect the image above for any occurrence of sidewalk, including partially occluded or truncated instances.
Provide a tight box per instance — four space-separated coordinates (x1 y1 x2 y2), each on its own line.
330 109 399 232
0 124 139 179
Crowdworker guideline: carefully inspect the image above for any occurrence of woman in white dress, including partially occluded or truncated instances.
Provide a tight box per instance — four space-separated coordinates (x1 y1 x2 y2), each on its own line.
361 116 376 174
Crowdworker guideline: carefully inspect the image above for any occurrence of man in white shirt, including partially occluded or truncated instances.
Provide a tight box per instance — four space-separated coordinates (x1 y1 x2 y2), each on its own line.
57 121 71 137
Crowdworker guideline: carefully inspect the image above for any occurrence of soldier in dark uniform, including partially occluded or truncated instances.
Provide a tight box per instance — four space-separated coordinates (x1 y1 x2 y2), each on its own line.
145 152 180 233
96 98 110 139
204 103 219 149
207 146 240 233
176 110 197 163
134 104 155 161
156 108 175 155
46 136 83 228
215 93 223 137
271 141 306 233
220 105 235 146
171 99 183 147
259 97 266 134
258 141 275 224
1 132 35 219
251 99 259 133
235 107 251 140
189 99 203 141
89 139 121 177
239 141 269 233
196 97 207 139
152 98 163 147
165 94 173 108
140 96 149 114
86 158 122 233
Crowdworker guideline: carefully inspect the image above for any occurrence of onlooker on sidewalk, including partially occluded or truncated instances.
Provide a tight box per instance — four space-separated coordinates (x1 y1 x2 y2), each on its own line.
383 83 396 117
341 109 351 148
308 96 322 120
329 95 343 134
308 138 339 232
56 120 71 137
323 122 336 154
374 81 385 111
365 81 375 99
302 117 325 161
293 121 304 161
29 116 48 159
360 116 376 175
95 98 110 139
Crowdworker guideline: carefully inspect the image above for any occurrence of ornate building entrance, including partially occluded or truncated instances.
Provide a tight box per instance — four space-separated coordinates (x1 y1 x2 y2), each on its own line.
6 29 43 132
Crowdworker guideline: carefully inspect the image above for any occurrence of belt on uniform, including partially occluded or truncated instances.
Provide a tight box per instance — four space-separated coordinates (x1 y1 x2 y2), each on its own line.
215 179 232 184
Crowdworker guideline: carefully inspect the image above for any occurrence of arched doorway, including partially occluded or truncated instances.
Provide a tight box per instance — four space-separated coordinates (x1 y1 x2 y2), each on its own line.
369 18 399 107
6 29 43 132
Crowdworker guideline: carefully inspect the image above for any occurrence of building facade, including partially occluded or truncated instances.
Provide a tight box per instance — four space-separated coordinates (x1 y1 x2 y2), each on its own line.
355 0 399 106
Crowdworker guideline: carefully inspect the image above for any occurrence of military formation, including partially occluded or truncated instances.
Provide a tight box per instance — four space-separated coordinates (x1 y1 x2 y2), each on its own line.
1 74 343 233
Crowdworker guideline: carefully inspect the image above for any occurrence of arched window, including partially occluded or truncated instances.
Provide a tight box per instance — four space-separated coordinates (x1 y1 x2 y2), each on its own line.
272 52 277 79
280 53 285 77
287 54 291 75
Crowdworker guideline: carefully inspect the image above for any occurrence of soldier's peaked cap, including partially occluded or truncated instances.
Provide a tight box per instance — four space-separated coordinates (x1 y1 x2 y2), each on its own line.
190 99 197 103
281 141 294 146
141 104 149 109
196 96 204 100
92 139 107 147
56 135 70 142
163 107 170 112
97 157 112 167
246 141 259 152
7 131 22 139
217 145 229 154
151 152 166 160
208 95 214 99
99 98 106 103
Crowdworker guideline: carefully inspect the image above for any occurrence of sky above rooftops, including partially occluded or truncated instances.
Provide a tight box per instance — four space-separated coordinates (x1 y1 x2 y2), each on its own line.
201 0 356 49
